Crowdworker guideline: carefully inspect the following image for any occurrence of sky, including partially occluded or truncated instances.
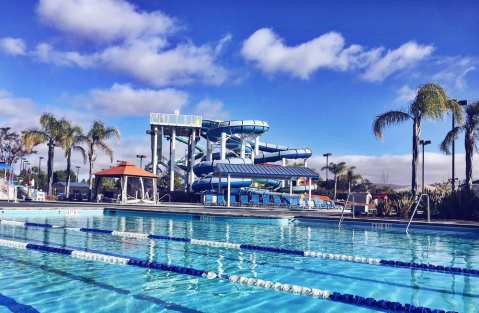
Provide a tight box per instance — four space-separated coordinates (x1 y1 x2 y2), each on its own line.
1 0 478 184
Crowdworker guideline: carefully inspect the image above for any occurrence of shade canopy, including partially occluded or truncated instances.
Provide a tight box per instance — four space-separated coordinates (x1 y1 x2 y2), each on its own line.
214 163 320 179
95 161 157 178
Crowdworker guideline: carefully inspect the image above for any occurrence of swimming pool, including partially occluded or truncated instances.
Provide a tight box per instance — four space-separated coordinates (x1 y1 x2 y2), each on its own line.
0 208 477 312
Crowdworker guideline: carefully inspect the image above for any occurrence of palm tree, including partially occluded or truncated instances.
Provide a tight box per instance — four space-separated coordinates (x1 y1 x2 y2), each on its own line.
346 166 362 193
322 161 348 199
23 113 67 195
61 122 87 198
82 121 120 200
373 83 462 195
440 101 479 191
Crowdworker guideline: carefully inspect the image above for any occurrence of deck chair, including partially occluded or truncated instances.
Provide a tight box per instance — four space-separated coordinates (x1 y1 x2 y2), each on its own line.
251 194 260 206
261 194 270 207
217 194 226 206
240 194 249 206
273 195 282 207
229 194 239 206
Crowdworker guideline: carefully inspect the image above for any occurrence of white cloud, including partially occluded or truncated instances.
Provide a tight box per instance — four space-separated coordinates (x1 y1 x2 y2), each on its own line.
37 0 176 43
0 37 26 56
241 28 432 82
34 42 94 68
241 28 377 79
0 90 39 130
362 41 434 82
432 56 478 91
194 99 229 120
309 153 479 185
81 83 188 116
395 85 417 103
97 39 228 86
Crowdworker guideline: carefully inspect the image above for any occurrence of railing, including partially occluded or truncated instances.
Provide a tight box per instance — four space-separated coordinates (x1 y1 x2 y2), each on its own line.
150 113 202 128
157 193 171 203
405 193 430 234
338 193 352 229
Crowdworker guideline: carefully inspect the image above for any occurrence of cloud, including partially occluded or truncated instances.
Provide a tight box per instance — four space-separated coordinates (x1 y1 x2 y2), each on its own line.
432 56 478 91
362 41 434 82
97 38 228 86
81 83 188 116
241 28 377 79
34 42 94 68
242 28 433 82
309 153 479 185
0 37 27 56
395 85 417 103
193 99 229 120
37 0 176 43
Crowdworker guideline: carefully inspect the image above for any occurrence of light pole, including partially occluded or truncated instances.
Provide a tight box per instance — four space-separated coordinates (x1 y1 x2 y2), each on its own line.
451 100 467 191
136 154 146 168
38 156 44 175
322 153 332 181
75 166 80 182
420 139 431 194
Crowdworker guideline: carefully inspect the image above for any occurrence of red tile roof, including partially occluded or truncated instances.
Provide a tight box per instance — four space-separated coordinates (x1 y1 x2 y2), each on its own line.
95 161 157 178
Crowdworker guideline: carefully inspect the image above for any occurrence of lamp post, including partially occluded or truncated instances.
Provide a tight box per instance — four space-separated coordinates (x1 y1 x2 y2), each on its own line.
38 156 44 175
451 100 467 191
75 166 80 182
322 153 332 181
419 139 431 194
136 154 146 168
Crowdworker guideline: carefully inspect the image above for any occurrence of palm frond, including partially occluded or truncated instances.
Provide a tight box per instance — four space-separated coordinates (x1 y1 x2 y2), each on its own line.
440 126 463 154
373 110 411 139
96 141 114 163
412 83 449 119
446 99 464 125
22 129 48 151
73 145 87 164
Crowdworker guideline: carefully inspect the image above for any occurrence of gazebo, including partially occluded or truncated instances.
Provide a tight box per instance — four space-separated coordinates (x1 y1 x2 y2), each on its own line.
94 161 158 204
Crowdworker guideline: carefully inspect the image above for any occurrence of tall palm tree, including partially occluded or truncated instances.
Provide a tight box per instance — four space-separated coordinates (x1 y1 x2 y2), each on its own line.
346 166 362 193
373 83 462 195
61 122 87 198
440 101 479 191
322 161 348 199
82 121 120 200
23 113 67 195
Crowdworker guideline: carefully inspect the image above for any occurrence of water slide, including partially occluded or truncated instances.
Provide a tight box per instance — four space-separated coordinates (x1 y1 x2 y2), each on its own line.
191 119 313 192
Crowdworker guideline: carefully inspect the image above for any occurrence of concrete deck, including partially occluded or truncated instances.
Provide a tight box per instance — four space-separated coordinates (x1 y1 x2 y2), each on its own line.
1 200 479 229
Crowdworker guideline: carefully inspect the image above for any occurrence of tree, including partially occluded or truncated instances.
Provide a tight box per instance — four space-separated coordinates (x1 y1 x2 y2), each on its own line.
23 113 66 195
82 121 120 200
440 101 479 191
322 161 348 199
373 83 462 195
60 122 86 198
346 166 362 193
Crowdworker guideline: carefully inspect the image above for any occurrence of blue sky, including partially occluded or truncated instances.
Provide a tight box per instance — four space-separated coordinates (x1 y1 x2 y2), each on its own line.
1 0 478 184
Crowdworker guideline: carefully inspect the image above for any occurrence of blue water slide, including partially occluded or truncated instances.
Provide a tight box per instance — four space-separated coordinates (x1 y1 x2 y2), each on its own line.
192 177 252 192
193 157 252 177
254 148 312 164
205 120 269 140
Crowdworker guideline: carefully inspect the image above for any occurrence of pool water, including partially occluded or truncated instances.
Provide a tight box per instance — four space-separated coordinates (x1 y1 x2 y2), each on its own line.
0 209 478 313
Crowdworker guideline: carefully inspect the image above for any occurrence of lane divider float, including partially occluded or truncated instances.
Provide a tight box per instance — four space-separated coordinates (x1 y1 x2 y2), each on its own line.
2 219 478 278
0 238 457 313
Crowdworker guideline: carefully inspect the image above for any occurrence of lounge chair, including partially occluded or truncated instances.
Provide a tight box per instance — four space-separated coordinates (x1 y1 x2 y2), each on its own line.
261 194 270 207
229 194 239 206
273 195 282 207
251 194 260 207
217 194 225 206
204 194 214 205
240 194 249 206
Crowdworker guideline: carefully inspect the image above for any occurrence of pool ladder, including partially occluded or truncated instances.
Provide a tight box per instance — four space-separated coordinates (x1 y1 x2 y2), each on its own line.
338 192 353 229
405 193 430 233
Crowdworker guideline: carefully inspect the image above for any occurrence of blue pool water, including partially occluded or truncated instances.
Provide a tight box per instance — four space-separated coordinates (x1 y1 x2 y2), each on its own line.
0 208 478 313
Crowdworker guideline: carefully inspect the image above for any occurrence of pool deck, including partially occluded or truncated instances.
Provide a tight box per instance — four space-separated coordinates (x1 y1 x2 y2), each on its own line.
1 200 479 229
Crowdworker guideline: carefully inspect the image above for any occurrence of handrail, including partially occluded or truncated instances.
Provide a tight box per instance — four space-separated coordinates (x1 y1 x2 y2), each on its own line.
158 193 171 203
338 192 352 229
405 193 430 233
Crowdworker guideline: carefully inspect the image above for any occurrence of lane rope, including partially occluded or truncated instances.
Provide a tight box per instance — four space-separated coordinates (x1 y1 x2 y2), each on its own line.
2 219 479 277
0 238 457 313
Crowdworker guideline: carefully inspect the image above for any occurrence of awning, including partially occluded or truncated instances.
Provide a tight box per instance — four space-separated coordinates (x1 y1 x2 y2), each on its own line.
214 163 320 179
95 161 157 178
